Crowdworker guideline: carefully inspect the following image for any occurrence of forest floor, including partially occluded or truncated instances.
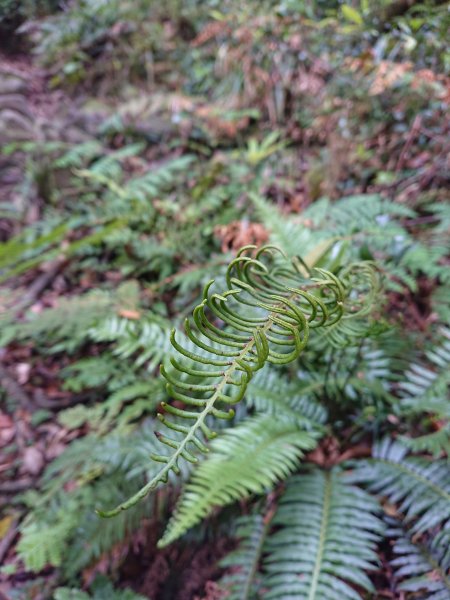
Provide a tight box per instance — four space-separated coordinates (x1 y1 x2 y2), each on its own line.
0 4 449 599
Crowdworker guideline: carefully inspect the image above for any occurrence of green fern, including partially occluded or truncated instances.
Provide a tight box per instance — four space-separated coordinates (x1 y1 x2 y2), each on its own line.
399 327 450 415
263 469 383 599
17 422 190 575
18 515 79 572
394 327 450 456
55 576 148 600
98 245 376 518
402 426 450 457
218 514 271 600
349 439 450 541
245 367 328 426
53 140 103 169
388 520 450 599
250 193 328 261
159 414 318 547
89 313 173 371
251 193 448 295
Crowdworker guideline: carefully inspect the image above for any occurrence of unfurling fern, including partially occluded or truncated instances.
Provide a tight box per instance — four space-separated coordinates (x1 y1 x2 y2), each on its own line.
98 245 378 517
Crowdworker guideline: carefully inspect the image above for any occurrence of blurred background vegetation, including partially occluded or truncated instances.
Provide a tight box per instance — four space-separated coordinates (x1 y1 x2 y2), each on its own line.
0 1 449 599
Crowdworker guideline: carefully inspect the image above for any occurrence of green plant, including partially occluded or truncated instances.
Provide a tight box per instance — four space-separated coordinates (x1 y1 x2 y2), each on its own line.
97 244 378 519
4 3 449 596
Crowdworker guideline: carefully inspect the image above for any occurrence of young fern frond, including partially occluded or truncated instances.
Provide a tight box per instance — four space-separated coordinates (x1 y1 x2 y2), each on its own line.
158 414 318 547
263 469 383 599
98 245 376 518
349 439 450 542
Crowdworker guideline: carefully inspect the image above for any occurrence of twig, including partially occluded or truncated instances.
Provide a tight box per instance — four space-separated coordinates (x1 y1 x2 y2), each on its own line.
0 479 34 494
0 516 20 564
0 364 34 411
396 115 421 172
33 388 92 409
13 257 70 315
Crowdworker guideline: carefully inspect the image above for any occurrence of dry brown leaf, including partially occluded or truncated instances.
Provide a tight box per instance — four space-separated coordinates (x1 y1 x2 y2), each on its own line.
370 61 413 95
214 221 269 252
117 309 141 320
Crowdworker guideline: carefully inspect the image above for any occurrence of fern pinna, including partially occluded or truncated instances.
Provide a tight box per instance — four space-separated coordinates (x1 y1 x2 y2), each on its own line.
98 245 377 518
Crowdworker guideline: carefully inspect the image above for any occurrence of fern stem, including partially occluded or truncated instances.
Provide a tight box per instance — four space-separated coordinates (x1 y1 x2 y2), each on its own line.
308 471 331 600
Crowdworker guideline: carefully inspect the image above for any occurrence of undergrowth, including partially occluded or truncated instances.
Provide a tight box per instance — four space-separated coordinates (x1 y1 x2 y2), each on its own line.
0 1 449 599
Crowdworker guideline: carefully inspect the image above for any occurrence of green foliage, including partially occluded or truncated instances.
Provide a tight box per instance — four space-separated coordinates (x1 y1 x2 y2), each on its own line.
29 0 167 87
388 520 450 599
245 367 328 426
263 469 384 599
17 423 190 577
349 439 450 543
55 576 147 600
4 2 450 596
0 0 57 23
160 414 318 547
217 514 269 600
398 327 450 455
98 245 377 518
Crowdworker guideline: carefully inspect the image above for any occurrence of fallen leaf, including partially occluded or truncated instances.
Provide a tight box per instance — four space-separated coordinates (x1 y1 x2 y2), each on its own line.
118 309 141 320
0 515 14 539
22 446 44 476
15 363 31 384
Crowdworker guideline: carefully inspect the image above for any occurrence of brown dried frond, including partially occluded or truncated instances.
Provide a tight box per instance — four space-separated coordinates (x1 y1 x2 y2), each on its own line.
214 220 269 252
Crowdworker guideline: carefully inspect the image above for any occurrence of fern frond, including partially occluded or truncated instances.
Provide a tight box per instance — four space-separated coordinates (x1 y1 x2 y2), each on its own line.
388 520 450 599
263 469 383 599
245 367 327 425
18 422 189 574
250 194 326 260
18 515 79 572
89 313 173 371
218 514 271 600
158 414 318 547
98 245 373 517
399 326 450 417
397 327 450 455
53 140 103 169
55 577 148 600
349 439 450 541
402 425 450 457
123 155 195 202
